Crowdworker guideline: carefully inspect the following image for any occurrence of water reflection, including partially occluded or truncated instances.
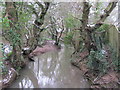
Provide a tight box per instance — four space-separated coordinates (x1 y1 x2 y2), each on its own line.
10 46 89 88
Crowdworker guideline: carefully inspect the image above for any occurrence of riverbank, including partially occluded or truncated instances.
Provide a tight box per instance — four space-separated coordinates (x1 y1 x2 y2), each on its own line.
71 45 120 88
7 44 89 88
1 40 60 88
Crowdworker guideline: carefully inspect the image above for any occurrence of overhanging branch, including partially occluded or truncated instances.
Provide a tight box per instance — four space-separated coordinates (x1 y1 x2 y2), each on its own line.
93 2 117 30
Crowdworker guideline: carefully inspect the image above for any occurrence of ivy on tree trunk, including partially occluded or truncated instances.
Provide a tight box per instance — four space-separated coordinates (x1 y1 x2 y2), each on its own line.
80 1 117 54
28 2 50 51
5 2 24 68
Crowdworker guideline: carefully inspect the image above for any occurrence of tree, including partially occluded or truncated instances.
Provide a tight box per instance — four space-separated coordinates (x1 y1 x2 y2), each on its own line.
79 1 117 54
49 16 64 45
27 2 50 51
4 2 24 68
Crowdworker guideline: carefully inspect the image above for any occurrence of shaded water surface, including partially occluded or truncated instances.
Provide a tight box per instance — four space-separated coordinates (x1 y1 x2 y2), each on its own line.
10 46 89 88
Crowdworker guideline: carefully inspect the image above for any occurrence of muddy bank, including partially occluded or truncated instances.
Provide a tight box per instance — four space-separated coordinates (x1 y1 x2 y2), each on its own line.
72 61 120 88
29 41 60 59
1 40 60 88
1 55 27 88
71 47 120 88
0 61 17 88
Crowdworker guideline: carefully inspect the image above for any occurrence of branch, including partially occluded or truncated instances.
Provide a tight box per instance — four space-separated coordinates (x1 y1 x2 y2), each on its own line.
57 20 65 43
81 2 91 30
39 2 50 20
36 2 44 10
44 2 50 11
27 4 38 17
93 2 117 30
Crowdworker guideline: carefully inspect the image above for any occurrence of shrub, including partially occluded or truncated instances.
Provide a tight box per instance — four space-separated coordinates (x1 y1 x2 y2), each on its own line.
64 31 74 45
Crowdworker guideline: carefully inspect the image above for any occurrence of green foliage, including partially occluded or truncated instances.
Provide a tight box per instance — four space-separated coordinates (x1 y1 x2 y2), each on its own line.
18 10 32 23
87 45 119 74
97 24 109 31
118 57 120 71
2 5 32 46
2 17 10 29
93 33 103 50
17 7 32 34
2 15 22 46
0 44 8 75
0 63 8 75
0 61 8 75
16 66 21 72
64 14 82 45
64 14 81 29
2 2 32 45
5 28 21 46
87 50 108 74
93 24 110 47
109 47 119 71
64 31 74 45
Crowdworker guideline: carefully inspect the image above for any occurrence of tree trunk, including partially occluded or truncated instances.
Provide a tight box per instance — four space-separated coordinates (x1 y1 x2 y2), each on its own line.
81 2 95 53
5 2 24 68
80 2 117 53
28 2 50 51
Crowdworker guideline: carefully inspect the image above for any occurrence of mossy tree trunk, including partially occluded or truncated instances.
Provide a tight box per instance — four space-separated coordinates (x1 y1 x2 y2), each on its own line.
28 2 50 51
5 2 24 68
80 2 117 53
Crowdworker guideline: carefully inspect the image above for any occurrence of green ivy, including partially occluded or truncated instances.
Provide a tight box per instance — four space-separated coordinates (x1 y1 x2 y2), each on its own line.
2 17 10 29
97 24 109 31
0 61 8 75
64 31 74 45
87 50 108 74
64 14 80 29
6 28 21 46
109 47 119 71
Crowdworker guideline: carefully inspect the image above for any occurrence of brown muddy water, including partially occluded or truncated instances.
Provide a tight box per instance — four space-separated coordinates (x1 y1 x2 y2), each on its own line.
9 45 90 88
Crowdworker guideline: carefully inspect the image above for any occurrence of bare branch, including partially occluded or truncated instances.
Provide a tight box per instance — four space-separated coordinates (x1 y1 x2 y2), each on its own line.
93 2 118 30
58 20 65 41
27 4 38 17
36 2 44 10
81 2 91 30
44 2 50 10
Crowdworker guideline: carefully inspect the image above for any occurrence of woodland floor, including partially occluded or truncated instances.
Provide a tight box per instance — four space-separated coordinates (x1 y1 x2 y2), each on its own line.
71 45 120 88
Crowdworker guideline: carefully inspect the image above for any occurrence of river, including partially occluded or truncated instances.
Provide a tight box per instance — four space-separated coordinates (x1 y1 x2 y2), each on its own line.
9 45 89 88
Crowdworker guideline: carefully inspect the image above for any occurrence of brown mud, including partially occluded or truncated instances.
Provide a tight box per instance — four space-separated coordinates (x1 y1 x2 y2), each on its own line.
29 40 60 59
71 46 120 88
